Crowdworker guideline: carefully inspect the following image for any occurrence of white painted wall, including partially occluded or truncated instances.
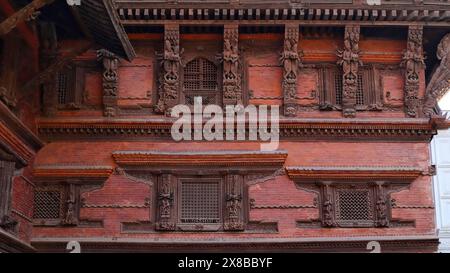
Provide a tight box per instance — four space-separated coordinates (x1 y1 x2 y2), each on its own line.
431 110 450 252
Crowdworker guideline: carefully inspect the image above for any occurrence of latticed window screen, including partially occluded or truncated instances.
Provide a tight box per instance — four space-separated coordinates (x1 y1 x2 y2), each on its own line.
33 189 63 219
335 188 374 225
334 70 365 106
183 58 218 91
180 182 220 224
57 72 68 105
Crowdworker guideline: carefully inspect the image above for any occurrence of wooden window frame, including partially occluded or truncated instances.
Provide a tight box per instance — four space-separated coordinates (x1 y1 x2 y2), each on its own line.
33 184 66 226
56 63 85 110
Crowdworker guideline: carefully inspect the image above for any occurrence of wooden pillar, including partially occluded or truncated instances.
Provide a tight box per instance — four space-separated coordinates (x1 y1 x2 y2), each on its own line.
281 24 302 117
155 174 176 231
223 174 245 231
97 49 119 117
0 150 17 231
402 25 424 118
222 24 242 105
155 24 181 115
337 25 361 118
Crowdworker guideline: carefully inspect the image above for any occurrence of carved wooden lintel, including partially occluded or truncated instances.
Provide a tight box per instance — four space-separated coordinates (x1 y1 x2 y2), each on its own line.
97 49 119 117
223 174 245 231
155 25 181 115
423 33 450 117
281 24 302 117
155 174 176 231
337 25 362 118
401 26 425 118
222 25 242 105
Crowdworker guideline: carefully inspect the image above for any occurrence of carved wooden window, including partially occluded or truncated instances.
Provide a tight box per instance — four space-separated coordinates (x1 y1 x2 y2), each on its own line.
319 65 379 110
33 186 65 225
55 65 84 109
180 181 220 224
183 58 220 105
334 187 375 227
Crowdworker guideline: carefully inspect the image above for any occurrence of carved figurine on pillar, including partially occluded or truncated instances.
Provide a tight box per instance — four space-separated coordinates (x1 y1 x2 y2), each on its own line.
321 184 336 227
156 174 175 231
401 26 425 118
337 25 362 118
0 151 18 233
224 175 244 231
222 25 242 105
155 25 182 116
375 183 389 227
62 183 79 226
97 49 119 117
423 33 450 117
280 24 302 117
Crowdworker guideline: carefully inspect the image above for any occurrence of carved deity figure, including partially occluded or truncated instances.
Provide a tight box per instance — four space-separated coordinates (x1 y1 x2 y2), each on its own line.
163 39 182 82
227 193 241 219
280 39 301 81
158 179 173 219
376 195 389 227
322 193 334 227
223 38 239 81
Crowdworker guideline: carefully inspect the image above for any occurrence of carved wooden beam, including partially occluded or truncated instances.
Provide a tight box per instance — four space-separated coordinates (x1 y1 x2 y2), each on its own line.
401 25 425 118
423 33 450 117
155 24 181 115
97 49 119 117
0 0 54 36
337 25 361 118
222 24 242 105
281 24 302 117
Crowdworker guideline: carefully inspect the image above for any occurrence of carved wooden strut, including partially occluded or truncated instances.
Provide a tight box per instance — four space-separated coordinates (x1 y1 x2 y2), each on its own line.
155 25 182 115
281 24 302 117
401 26 425 118
222 25 242 105
337 25 362 118
423 33 450 117
97 49 119 117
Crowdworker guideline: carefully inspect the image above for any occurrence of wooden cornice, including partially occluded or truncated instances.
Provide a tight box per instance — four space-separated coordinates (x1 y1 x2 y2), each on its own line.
113 150 288 167
0 101 43 166
117 3 450 27
286 166 424 181
37 117 440 142
33 165 113 183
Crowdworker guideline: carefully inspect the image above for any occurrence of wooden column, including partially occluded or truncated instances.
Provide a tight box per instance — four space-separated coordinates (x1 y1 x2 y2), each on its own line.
337 25 362 118
222 24 242 105
402 25 424 118
0 150 17 232
155 24 181 115
223 174 245 231
281 24 302 117
155 174 176 231
97 49 119 117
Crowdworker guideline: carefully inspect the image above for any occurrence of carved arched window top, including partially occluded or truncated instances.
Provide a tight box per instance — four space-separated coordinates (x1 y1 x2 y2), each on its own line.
183 57 218 92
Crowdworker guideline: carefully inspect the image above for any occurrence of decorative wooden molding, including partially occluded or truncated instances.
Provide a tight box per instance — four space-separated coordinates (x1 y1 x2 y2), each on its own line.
33 165 113 183
423 33 450 117
117 5 450 27
97 49 120 117
113 150 288 167
401 25 425 118
37 118 440 142
281 24 302 117
222 24 242 105
286 166 423 181
337 25 361 118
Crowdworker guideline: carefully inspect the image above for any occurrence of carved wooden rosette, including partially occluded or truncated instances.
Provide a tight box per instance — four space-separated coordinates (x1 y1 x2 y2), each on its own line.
401 26 425 118
222 25 242 105
337 25 362 118
155 174 176 231
155 25 181 115
97 49 119 117
423 33 450 117
223 174 245 231
281 24 302 117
